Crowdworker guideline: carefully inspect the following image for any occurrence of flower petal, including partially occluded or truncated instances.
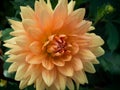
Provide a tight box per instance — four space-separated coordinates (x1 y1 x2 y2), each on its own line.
58 63 74 77
78 49 96 61
10 30 25 36
23 65 42 85
66 78 74 90
88 33 104 47
16 36 30 47
71 43 79 55
19 76 30 89
72 57 83 71
26 54 44 64
8 19 23 30
90 47 105 57
53 0 68 30
62 54 72 61
73 71 88 84
4 37 16 44
35 0 52 30
42 57 54 70
42 69 56 86
52 58 65 66
22 19 44 40
5 47 24 55
47 0 53 12
75 20 92 34
29 41 42 55
7 53 27 62
8 62 19 73
83 62 96 73
66 8 85 25
91 58 100 64
36 77 46 90
54 74 66 90
20 6 35 19
15 63 28 81
68 0 76 14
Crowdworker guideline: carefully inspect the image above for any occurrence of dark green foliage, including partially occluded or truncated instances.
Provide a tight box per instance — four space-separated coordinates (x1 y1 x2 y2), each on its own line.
0 0 120 90
105 23 119 52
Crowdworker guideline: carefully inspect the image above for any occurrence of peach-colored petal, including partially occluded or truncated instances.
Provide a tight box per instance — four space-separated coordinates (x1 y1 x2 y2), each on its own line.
61 54 72 61
4 37 16 44
22 19 36 29
68 0 76 14
88 33 104 47
4 43 19 48
75 20 92 34
8 62 19 73
19 76 30 89
35 0 52 14
36 77 46 90
15 63 28 81
22 19 44 40
90 47 105 57
10 30 25 36
16 36 30 47
53 0 68 30
83 62 96 73
78 49 96 60
35 1 52 30
71 43 79 55
20 6 35 19
47 0 53 12
29 41 41 55
72 57 83 71
26 54 43 64
73 71 88 84
66 8 85 25
23 65 42 86
59 9 86 35
89 26 95 31
52 58 65 66
58 63 74 77
46 85 58 90
8 19 24 30
5 46 24 55
66 78 74 90
42 57 54 70
91 58 100 64
54 74 66 90
7 53 27 62
42 69 56 86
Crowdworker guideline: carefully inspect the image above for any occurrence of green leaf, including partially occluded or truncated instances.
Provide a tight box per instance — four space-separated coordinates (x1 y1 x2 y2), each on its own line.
75 0 89 9
5 82 19 90
1 28 13 41
100 52 120 75
94 4 106 25
105 23 119 52
23 85 35 90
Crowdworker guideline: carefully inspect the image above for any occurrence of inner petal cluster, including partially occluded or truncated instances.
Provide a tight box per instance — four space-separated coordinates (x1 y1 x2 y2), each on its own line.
43 34 72 57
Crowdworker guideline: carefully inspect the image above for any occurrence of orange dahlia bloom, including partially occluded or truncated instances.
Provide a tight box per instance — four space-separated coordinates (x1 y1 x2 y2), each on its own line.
4 0 104 90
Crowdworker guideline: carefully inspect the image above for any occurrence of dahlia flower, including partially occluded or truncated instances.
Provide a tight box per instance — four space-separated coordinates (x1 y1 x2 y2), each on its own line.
4 0 104 90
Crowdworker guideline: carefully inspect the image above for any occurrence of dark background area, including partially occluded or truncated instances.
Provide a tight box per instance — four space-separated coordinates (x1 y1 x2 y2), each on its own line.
0 0 120 90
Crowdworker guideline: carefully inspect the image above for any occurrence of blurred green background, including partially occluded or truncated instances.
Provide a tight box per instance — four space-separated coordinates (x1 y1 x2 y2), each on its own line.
0 0 120 90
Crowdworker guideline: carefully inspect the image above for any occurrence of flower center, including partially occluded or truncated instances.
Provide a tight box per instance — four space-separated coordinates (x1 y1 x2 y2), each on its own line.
44 34 72 57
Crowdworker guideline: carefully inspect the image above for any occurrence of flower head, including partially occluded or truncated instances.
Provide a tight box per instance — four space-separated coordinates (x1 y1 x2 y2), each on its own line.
4 0 104 90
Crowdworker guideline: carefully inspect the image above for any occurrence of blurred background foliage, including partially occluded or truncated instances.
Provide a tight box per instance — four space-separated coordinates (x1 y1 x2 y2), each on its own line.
0 0 120 90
